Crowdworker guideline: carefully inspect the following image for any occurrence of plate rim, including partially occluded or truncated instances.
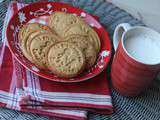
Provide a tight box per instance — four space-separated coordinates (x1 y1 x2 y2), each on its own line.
6 1 112 83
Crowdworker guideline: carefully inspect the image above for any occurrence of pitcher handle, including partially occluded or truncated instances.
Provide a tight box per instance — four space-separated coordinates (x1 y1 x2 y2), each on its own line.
113 23 132 51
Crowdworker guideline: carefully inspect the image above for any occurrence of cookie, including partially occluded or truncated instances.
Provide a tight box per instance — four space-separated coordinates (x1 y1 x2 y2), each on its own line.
87 27 101 54
48 12 81 35
26 29 52 54
64 35 97 69
30 33 60 69
18 23 52 44
47 42 85 78
19 23 54 62
62 24 101 53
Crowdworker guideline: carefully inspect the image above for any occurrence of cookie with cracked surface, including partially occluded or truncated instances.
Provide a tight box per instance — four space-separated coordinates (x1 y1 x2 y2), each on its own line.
47 42 86 78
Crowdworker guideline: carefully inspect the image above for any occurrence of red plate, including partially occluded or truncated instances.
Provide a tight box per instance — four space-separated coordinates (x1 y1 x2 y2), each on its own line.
6 2 112 83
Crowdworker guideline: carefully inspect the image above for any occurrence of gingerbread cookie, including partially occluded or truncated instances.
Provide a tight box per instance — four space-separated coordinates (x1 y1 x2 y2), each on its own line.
26 29 51 54
65 35 97 69
47 42 85 78
19 12 101 78
48 12 82 35
19 23 54 62
18 23 52 43
30 33 60 69
62 24 101 53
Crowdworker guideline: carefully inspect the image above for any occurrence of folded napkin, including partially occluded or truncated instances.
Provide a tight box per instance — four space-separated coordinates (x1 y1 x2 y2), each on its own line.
19 68 113 112
0 1 113 120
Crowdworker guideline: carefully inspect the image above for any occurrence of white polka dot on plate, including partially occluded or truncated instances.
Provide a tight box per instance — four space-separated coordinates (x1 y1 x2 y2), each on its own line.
80 12 86 17
89 23 95 27
32 66 39 72
101 50 110 57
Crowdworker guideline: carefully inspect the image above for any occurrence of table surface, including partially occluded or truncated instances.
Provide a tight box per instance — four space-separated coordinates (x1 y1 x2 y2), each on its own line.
0 0 160 120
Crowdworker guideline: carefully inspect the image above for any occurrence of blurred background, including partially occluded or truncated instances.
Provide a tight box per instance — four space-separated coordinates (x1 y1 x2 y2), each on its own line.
107 0 160 33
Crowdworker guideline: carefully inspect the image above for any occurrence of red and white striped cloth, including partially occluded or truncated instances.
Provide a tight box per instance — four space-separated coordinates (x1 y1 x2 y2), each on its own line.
0 1 113 120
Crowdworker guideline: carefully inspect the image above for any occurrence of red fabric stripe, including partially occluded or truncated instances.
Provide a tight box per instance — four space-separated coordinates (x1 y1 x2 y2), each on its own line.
0 102 6 107
22 97 112 112
0 47 13 91
12 1 18 15
37 71 110 95
21 99 113 114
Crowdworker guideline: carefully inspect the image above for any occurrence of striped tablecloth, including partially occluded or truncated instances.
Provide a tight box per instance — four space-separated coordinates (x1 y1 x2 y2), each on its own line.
0 0 160 120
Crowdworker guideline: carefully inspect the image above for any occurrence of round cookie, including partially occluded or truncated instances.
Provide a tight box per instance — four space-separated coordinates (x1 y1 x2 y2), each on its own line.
62 24 101 53
19 23 54 62
48 12 82 35
18 24 27 44
64 35 97 69
18 23 53 44
26 29 52 54
87 27 101 54
30 33 60 69
47 42 86 78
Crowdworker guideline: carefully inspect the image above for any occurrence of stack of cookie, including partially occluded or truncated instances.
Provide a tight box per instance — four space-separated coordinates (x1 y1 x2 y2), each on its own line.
18 12 101 78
